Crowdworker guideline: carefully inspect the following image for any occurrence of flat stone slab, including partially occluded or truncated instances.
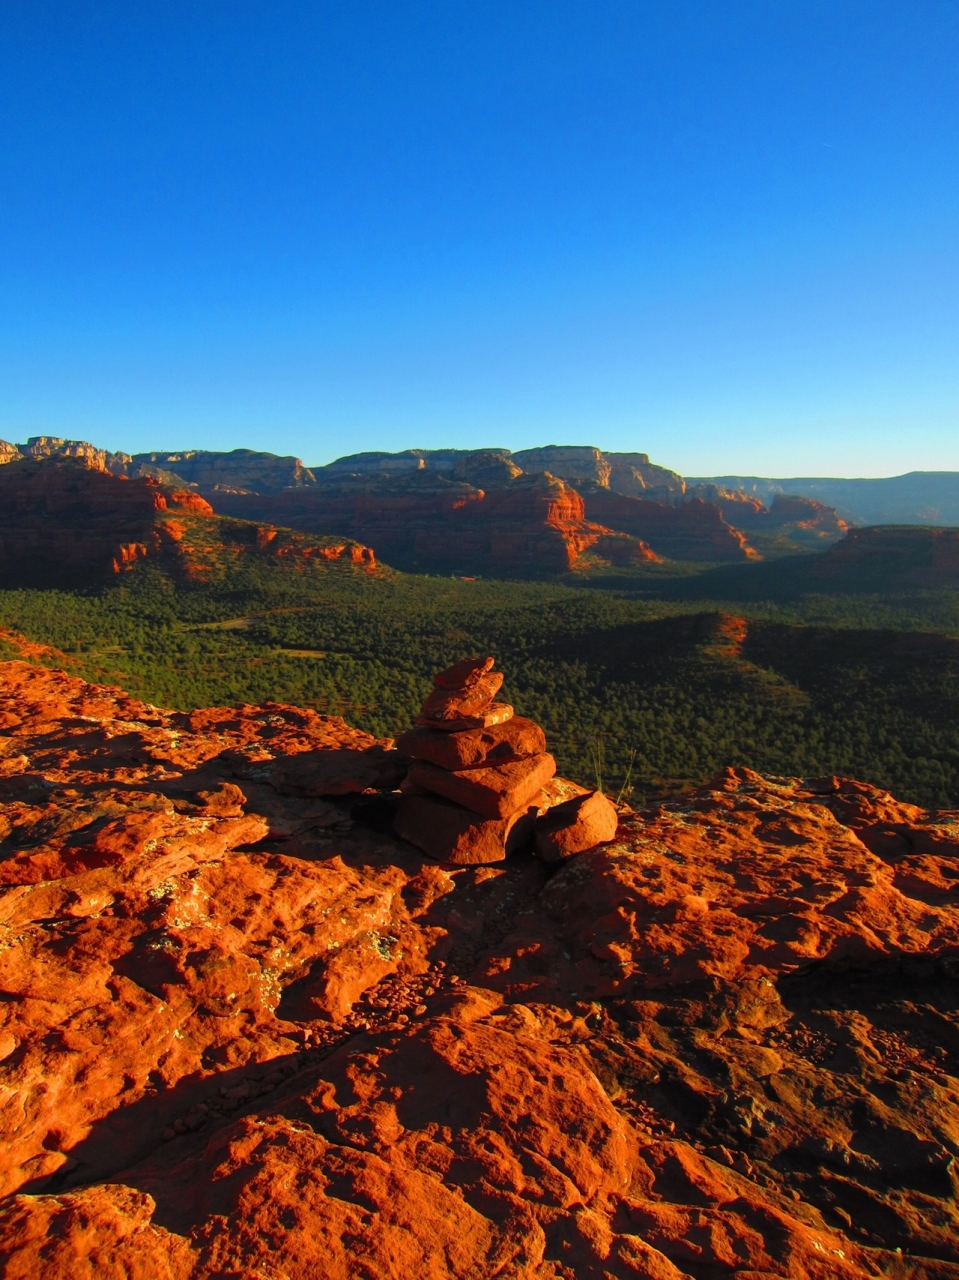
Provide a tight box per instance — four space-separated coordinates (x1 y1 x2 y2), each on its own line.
408 752 556 820
414 702 513 733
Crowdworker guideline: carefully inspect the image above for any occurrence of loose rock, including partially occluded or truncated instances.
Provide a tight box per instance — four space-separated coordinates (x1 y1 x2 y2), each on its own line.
535 788 619 861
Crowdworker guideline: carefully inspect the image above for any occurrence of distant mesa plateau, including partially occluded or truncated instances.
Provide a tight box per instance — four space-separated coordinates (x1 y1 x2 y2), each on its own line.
1 434 958 582
0 434 922 581
2 643 959 1277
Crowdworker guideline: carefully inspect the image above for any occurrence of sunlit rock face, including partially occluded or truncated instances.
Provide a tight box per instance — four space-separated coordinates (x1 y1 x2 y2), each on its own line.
0 456 375 587
212 472 667 574
1 645 958 1277
0 438 785 575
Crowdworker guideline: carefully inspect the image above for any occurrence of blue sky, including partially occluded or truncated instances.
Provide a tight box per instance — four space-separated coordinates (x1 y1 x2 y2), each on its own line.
1 1 957 475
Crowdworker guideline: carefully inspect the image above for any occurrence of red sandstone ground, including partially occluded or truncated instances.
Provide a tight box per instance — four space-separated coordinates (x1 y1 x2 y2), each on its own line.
1 649 958 1278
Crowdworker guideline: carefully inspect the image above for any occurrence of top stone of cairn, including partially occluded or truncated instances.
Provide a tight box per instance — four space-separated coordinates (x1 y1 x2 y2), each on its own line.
416 656 513 731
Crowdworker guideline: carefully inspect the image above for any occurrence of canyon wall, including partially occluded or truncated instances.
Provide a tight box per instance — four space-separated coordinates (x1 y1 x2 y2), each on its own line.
580 487 759 561
0 438 865 575
214 472 664 573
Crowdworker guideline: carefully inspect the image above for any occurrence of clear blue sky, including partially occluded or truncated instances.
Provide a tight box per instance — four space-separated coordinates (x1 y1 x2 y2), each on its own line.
1 1 957 476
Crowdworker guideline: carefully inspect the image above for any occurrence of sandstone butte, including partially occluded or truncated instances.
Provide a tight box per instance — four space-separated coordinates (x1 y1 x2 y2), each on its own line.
0 457 375 588
814 525 959 586
1 646 959 1277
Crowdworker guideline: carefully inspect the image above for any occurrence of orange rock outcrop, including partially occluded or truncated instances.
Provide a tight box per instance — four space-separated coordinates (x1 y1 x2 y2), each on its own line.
581 488 759 561
1 655 958 1276
0 457 375 586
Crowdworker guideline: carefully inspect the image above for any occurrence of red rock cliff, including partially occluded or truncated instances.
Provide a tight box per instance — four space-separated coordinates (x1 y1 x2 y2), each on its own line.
214 474 663 574
0 458 375 585
581 488 759 560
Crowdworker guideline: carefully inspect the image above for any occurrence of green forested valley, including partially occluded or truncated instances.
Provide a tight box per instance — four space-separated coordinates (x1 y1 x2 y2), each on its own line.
3 556 959 808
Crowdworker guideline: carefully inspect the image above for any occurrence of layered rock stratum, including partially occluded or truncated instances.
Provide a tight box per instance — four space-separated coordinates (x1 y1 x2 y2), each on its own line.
211 472 701 573
1 641 958 1278
0 437 862 575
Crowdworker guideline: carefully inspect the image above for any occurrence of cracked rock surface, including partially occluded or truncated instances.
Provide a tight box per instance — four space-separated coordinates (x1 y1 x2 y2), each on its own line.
1 658 959 1278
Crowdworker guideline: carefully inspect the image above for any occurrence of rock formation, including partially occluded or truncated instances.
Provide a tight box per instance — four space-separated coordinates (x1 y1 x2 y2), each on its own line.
0 646 958 1275
318 444 686 504
0 456 375 587
129 448 317 493
394 657 615 864
690 470 959 527
580 487 759 561
2 437 867 574
5 435 136 475
214 470 663 574
689 485 849 540
512 446 686 503
814 524 959 585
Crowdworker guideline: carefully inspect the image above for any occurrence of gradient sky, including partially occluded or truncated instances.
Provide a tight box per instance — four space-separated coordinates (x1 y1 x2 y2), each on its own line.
1 2 957 475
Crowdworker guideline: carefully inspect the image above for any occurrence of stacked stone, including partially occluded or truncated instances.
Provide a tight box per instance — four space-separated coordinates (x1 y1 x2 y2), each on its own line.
393 656 618 865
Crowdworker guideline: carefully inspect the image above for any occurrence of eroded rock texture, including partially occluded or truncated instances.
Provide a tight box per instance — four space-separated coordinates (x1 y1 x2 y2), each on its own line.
215 471 665 575
1 657 959 1278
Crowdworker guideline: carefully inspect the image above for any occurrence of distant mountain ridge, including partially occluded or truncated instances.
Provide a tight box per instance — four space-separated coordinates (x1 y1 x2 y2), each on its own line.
0 436 861 575
0 437 314 494
3 435 959 585
692 471 959 527
6 437 958 528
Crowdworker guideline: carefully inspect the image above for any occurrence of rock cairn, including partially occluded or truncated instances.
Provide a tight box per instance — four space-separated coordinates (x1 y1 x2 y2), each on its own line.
393 656 618 864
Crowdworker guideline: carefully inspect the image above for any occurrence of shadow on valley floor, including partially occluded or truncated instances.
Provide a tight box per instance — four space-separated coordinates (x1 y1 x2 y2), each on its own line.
580 553 830 602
